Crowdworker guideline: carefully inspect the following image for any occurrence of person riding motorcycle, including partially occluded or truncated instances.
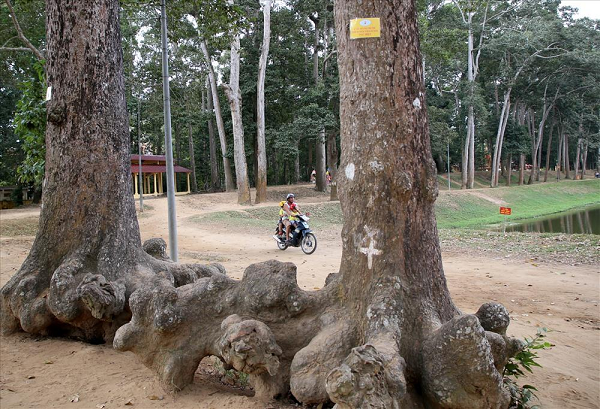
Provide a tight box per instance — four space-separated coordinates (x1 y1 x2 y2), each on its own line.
282 193 302 243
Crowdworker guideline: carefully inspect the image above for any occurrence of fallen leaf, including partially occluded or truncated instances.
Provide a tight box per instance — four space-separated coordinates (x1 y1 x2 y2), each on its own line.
27 375 35 379
45 360 54 364
96 404 106 409
125 398 134 405
70 394 79 403
148 395 163 401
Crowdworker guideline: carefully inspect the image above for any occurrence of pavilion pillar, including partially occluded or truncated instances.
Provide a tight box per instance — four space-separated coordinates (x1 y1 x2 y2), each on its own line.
133 172 139 196
159 173 164 194
186 174 190 193
153 173 158 196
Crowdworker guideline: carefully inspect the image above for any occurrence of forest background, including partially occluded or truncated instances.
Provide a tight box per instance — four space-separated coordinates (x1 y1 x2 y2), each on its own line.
1 0 599 202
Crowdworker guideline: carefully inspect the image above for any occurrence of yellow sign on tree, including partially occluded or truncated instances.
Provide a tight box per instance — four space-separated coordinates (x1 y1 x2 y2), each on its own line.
350 18 381 39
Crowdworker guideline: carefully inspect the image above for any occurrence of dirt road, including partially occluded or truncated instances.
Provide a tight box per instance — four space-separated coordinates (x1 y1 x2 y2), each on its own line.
1 185 598 408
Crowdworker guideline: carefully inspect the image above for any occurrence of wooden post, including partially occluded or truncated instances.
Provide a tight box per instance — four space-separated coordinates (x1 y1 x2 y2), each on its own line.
186 174 190 193
134 172 139 196
159 173 164 194
153 173 158 196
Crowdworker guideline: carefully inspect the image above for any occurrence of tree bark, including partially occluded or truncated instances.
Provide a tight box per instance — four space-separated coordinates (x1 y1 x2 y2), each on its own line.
224 27 252 205
311 16 327 193
255 0 271 204
200 40 235 191
0 0 211 341
564 133 571 179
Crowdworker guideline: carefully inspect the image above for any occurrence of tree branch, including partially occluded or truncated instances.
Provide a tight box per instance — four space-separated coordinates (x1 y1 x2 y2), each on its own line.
5 0 44 61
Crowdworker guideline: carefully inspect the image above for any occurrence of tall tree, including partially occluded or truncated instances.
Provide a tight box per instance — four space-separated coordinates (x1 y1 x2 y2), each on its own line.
255 0 271 204
223 1 252 205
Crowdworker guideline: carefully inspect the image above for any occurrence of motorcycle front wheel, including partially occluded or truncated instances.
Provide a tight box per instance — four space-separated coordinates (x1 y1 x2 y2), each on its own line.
301 233 317 255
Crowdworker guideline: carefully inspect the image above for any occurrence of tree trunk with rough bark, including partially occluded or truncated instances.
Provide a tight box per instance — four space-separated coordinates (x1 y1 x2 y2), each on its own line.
255 0 271 204
2 1 522 407
0 0 219 342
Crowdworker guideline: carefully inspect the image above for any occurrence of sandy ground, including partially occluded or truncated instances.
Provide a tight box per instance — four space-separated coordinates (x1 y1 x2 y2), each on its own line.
1 185 598 409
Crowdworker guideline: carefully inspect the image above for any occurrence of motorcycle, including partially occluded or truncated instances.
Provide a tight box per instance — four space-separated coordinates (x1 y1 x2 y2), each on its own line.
272 214 317 255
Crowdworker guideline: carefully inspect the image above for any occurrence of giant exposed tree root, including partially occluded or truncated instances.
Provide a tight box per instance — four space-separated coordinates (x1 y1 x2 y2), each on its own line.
1 236 524 407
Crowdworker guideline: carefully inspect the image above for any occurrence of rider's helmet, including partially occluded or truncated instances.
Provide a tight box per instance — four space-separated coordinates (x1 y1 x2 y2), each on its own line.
286 193 295 200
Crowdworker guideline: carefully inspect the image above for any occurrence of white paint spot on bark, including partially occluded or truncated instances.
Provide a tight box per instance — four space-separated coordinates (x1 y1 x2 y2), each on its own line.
345 163 355 181
413 97 421 109
369 160 384 172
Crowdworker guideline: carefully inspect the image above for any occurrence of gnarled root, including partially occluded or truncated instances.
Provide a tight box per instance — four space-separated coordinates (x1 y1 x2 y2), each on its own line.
326 343 405 409
114 260 332 398
421 303 523 409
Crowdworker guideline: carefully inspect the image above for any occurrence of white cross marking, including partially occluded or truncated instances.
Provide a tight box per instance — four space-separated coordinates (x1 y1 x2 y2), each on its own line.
360 229 382 269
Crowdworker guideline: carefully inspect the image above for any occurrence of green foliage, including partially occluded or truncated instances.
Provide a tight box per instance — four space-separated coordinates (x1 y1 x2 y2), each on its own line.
503 328 553 409
14 60 46 187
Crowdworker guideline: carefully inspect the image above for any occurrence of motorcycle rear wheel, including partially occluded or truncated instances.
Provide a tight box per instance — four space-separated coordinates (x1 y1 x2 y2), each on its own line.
277 239 287 250
301 233 317 255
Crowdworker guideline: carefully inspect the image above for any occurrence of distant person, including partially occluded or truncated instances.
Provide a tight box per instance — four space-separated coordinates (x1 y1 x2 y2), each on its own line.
310 169 316 183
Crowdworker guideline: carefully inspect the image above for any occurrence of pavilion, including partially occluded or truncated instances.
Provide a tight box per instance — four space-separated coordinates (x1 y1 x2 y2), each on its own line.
131 154 192 197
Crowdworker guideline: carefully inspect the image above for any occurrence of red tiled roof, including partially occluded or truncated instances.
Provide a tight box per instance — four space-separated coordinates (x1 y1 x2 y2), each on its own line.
131 164 191 173
131 154 167 162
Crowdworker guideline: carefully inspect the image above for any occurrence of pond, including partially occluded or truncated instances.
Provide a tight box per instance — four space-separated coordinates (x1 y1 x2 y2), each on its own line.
501 205 600 235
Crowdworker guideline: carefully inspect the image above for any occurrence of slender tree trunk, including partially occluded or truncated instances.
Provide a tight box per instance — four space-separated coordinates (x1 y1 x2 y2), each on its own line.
581 139 588 179
519 154 525 185
544 118 555 182
311 16 327 192
188 123 197 192
556 130 563 181
564 133 571 179
506 153 512 186
491 92 510 187
327 132 338 200
574 138 582 179
255 0 271 204
224 23 252 205
205 79 220 191
200 40 235 191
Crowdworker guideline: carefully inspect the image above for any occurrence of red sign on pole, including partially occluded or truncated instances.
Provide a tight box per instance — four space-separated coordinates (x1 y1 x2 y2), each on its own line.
500 207 512 215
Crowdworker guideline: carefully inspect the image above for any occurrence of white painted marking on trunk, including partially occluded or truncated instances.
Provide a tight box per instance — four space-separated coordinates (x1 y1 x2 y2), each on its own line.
412 97 421 109
360 227 382 269
345 163 355 180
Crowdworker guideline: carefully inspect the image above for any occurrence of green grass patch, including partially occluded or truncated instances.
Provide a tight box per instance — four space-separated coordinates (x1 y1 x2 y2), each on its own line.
195 180 599 232
0 217 39 236
437 180 600 229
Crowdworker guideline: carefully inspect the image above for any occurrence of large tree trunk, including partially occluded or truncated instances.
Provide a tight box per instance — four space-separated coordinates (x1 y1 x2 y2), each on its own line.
574 138 582 179
3 1 521 408
519 154 525 185
200 40 235 191
224 23 252 205
255 0 271 204
0 0 212 342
